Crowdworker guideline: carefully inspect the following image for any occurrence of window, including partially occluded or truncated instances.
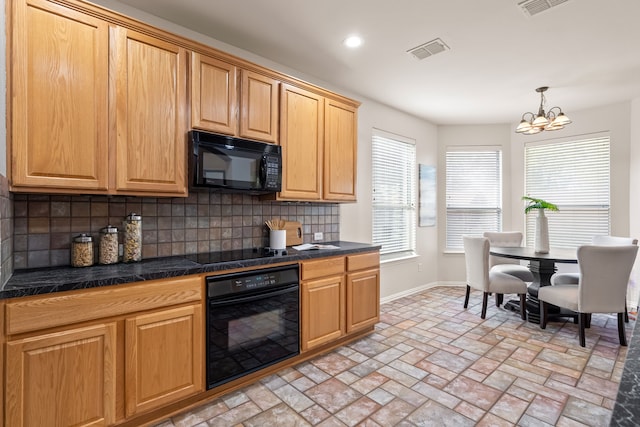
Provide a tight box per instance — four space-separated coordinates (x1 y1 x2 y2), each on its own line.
525 136 610 248
372 129 416 258
446 148 502 250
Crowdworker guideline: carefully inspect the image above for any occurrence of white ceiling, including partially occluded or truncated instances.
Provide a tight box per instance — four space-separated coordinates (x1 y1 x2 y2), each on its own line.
113 0 640 125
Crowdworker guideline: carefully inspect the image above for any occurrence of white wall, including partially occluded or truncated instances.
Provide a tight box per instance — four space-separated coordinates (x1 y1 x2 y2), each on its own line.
340 104 438 300
437 102 636 284
435 124 512 283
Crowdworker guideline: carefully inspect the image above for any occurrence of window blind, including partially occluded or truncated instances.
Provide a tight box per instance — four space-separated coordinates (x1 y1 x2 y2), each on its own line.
446 149 502 250
372 131 416 256
525 136 610 248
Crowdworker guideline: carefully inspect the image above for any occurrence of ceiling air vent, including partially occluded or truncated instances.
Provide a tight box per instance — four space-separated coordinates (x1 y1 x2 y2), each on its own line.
518 0 570 17
407 38 449 60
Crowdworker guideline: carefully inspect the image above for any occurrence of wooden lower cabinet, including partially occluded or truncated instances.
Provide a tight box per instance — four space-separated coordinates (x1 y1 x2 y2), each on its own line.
5 323 118 427
3 276 203 426
300 252 380 352
301 275 345 352
125 304 203 417
346 252 381 333
346 269 380 333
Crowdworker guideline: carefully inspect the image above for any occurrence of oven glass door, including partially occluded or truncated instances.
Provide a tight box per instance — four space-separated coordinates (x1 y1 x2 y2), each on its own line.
207 284 299 389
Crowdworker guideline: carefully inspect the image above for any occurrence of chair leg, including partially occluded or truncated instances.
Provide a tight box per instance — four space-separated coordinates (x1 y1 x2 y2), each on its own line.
540 300 547 329
464 285 471 309
578 313 587 347
618 312 627 346
519 293 527 320
495 293 503 307
481 292 489 319
624 301 629 323
585 313 592 328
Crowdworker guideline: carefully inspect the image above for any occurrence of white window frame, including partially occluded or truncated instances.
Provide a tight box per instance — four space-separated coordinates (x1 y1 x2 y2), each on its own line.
372 129 416 261
524 134 610 248
445 147 502 251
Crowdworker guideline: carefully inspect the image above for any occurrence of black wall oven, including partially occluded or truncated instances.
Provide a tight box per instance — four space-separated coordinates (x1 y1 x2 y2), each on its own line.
205 265 300 389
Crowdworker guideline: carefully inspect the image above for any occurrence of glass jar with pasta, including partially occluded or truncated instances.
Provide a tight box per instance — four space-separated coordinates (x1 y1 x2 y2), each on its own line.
123 213 142 262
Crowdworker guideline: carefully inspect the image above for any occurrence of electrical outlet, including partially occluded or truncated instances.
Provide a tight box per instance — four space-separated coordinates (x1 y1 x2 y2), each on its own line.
418 263 423 272
313 232 323 241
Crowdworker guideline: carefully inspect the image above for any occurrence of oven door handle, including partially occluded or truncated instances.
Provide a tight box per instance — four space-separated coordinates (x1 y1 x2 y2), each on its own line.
208 284 298 307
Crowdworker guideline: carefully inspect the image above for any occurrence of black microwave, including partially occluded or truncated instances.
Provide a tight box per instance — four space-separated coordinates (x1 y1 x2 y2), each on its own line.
189 131 282 194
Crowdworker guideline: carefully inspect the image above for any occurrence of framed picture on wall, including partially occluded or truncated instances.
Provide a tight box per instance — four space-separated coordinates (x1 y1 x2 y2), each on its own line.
419 164 436 227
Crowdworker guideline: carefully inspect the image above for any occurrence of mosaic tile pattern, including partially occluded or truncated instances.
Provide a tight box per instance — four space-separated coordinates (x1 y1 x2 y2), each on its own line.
153 286 630 426
12 193 339 269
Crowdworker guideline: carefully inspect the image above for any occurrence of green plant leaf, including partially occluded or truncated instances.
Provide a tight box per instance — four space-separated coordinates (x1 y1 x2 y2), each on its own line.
522 196 559 214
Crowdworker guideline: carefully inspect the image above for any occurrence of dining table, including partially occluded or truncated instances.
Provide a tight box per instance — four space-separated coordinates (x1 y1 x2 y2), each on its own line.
489 246 578 323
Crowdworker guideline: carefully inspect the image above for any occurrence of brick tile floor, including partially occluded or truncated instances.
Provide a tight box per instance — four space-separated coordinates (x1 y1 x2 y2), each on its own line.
153 286 631 426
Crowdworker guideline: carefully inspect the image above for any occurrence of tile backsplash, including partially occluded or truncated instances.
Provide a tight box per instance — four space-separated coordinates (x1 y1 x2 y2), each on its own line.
0 176 13 285
12 192 340 270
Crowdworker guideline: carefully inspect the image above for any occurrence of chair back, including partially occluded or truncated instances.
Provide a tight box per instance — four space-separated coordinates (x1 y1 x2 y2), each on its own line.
577 245 639 313
483 231 523 267
592 235 638 246
463 236 490 291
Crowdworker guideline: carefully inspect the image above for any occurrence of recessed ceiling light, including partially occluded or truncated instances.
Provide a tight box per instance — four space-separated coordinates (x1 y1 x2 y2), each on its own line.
343 35 363 48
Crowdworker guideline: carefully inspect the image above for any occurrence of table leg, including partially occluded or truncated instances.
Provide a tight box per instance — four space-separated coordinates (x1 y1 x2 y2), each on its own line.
524 259 555 323
503 259 577 323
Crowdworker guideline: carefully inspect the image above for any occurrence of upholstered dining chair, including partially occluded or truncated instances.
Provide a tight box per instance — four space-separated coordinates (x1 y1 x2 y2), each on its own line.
539 244 638 347
463 236 528 320
483 231 535 282
550 236 638 322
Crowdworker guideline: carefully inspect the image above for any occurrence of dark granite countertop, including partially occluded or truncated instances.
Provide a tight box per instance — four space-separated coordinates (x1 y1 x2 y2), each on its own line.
1 241 380 300
610 318 640 426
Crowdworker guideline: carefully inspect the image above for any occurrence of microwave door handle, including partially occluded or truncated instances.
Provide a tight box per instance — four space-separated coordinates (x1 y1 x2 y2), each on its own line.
259 155 267 186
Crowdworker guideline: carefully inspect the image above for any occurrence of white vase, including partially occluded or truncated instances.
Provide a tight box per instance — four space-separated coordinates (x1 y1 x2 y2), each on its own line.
535 209 550 254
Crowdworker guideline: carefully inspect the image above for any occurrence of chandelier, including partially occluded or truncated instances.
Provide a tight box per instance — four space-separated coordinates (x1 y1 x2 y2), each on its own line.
515 86 571 135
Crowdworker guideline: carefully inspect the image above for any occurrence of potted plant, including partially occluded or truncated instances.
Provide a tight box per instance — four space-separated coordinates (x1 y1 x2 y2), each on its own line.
522 196 559 254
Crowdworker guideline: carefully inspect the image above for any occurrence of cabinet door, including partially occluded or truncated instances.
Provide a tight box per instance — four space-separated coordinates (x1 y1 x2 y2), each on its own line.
11 0 109 192
125 304 203 417
346 268 380 333
301 275 345 352
239 70 279 143
6 323 117 427
112 27 188 196
191 53 238 134
324 99 358 201
279 83 324 200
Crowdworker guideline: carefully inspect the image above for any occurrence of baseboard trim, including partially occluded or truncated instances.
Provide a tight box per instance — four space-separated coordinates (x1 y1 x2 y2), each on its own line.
380 281 465 304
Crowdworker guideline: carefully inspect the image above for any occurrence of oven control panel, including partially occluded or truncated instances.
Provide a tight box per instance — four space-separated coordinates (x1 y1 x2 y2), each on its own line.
207 265 299 298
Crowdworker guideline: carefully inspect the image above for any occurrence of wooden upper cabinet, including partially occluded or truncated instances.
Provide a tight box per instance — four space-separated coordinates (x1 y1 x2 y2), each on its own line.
191 56 278 143
278 83 324 200
10 0 109 192
191 53 238 135
112 27 188 196
239 70 279 143
324 99 358 201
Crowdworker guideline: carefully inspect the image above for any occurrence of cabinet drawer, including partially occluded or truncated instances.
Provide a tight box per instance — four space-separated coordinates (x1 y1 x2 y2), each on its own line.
301 257 345 281
6 276 202 335
347 251 380 271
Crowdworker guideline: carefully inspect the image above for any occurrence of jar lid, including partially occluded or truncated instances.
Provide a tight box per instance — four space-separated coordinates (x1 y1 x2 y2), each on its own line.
126 213 141 221
101 225 118 233
74 233 93 243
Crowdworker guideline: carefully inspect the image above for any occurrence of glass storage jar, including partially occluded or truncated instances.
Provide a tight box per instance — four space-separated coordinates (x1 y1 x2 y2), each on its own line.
99 225 119 265
123 213 142 262
71 233 94 267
